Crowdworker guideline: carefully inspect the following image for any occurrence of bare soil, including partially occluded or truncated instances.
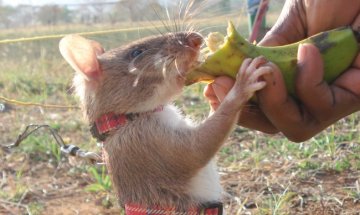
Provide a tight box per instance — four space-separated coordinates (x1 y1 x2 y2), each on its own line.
1 106 360 215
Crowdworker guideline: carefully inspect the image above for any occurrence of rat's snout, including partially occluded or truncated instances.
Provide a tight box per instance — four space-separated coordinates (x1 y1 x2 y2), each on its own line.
186 32 203 49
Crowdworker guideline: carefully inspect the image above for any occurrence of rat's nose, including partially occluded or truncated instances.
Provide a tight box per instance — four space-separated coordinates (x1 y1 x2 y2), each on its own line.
187 32 203 49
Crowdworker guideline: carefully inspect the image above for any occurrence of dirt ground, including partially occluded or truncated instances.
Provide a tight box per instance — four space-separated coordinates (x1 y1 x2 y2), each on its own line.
1 150 360 215
1 106 360 215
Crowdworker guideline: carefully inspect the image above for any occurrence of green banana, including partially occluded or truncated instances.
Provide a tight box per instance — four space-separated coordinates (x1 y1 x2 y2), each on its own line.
186 22 360 97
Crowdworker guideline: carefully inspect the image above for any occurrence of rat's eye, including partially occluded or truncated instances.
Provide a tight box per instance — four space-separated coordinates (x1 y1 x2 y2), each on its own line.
130 49 144 58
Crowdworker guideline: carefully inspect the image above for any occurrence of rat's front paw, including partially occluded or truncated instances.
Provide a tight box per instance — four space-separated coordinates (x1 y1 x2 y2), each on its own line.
224 56 272 108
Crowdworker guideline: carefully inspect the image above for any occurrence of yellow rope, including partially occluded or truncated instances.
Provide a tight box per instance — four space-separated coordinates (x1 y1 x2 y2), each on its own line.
0 25 164 44
0 95 79 109
0 26 169 108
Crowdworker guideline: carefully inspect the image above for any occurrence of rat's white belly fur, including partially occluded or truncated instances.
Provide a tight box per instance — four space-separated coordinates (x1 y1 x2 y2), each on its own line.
157 105 223 202
187 160 223 202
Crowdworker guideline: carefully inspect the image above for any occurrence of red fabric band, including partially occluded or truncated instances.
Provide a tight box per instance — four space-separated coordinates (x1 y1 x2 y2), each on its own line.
94 106 164 135
95 112 128 134
124 203 222 215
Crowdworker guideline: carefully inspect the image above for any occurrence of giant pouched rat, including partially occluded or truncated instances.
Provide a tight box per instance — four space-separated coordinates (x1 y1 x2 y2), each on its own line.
59 31 271 213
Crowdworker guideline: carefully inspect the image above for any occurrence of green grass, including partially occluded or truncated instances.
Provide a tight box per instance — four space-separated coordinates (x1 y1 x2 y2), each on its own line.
28 202 45 215
258 189 297 215
18 134 61 164
1 11 359 214
85 165 112 193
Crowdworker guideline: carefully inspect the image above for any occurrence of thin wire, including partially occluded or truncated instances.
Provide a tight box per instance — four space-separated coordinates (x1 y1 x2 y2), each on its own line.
1 124 103 165
3 124 65 149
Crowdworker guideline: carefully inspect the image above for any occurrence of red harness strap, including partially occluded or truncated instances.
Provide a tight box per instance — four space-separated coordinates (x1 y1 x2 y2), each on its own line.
90 106 164 142
95 112 128 134
95 106 164 134
125 203 223 215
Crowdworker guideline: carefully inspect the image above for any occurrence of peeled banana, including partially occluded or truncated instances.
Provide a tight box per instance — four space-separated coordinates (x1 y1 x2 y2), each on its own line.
185 22 360 97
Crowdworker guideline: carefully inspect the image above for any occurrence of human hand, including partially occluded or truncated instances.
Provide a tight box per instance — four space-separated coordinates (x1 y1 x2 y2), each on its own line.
204 77 278 134
204 0 360 142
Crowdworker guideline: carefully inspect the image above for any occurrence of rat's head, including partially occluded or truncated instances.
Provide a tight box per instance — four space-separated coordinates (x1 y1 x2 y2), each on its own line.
59 32 202 121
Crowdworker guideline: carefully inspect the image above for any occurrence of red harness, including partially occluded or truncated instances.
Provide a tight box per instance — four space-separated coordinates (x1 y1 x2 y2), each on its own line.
125 202 223 215
90 106 164 142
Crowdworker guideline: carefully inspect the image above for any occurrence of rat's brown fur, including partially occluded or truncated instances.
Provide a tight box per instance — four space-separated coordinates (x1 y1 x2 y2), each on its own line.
60 31 269 211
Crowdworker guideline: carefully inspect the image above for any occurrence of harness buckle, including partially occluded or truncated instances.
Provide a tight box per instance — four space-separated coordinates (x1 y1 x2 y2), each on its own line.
201 202 223 215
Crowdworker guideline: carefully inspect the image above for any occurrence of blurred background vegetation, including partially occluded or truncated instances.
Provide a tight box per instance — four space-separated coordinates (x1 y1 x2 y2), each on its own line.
0 0 284 28
1 1 360 214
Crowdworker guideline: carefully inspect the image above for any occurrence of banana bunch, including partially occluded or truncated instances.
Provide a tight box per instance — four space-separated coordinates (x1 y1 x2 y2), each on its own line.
185 22 360 97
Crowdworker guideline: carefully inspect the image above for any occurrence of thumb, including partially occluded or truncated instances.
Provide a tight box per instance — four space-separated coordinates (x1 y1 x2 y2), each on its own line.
295 43 332 115
296 43 324 89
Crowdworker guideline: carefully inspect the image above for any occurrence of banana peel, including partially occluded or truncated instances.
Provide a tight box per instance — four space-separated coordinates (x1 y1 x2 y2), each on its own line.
185 22 360 97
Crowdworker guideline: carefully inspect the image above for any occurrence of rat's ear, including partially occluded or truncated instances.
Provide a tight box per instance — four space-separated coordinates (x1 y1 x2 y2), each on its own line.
59 35 105 81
